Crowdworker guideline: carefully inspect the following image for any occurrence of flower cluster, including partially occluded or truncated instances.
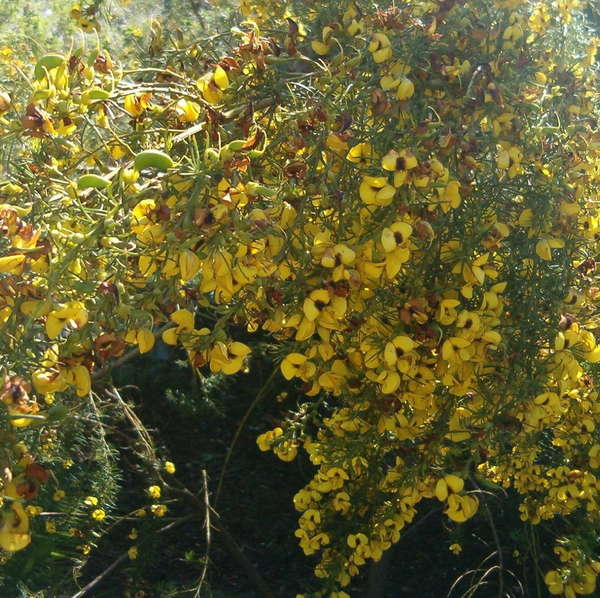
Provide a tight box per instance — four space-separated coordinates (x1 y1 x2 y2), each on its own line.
0 0 598 596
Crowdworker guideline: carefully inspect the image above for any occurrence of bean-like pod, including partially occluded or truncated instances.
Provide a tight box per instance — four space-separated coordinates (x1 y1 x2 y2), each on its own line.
82 88 111 103
33 54 65 79
204 148 220 166
133 149 174 172
226 139 247 152
77 174 111 190
245 182 277 197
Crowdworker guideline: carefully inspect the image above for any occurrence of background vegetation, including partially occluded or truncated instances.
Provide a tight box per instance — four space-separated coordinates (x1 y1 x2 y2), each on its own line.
0 1 598 597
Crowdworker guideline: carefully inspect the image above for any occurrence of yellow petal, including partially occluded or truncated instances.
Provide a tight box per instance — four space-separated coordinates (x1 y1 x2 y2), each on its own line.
162 327 179 345
137 328 155 354
0 254 26 274
170 309 194 329
535 239 552 261
213 65 229 90
435 479 448 502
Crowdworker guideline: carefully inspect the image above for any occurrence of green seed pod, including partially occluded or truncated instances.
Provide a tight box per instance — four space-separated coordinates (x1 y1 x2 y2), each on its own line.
226 139 247 152
248 148 265 160
204 148 220 166
245 182 277 197
88 88 111 101
77 174 111 190
33 54 65 79
133 149 174 172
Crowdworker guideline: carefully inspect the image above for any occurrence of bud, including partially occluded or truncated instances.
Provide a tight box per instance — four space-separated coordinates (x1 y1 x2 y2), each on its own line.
0 91 11 113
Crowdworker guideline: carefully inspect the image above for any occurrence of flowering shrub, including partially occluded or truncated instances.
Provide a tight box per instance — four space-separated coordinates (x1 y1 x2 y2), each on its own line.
0 0 599 596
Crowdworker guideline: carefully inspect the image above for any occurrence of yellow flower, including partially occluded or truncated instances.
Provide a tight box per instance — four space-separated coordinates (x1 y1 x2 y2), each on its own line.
383 336 416 371
162 309 209 349
496 145 523 178
0 503 31 552
381 149 418 187
147 485 161 499
128 546 138 560
535 237 564 261
124 328 155 354
332 492 351 514
442 337 472 363
303 289 331 321
435 475 465 501
359 176 395 206
0 254 26 274
163 461 176 474
257 427 283 451
124 93 152 117
437 180 461 212
311 26 335 55
544 570 564 595
325 132 348 155
445 494 479 522
65 364 92 397
209 341 251 375
179 249 202 281
396 77 415 100
381 222 413 277
274 439 299 462
369 33 392 63
281 353 317 381
45 302 88 340
175 99 201 122
91 509 106 521
449 543 462 555
213 65 229 90
150 504 167 517
346 142 373 167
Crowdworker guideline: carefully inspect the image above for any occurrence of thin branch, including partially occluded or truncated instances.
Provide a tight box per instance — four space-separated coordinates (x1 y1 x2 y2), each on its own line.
471 478 505 598
71 553 128 598
193 469 212 598
209 506 276 598
168 482 275 598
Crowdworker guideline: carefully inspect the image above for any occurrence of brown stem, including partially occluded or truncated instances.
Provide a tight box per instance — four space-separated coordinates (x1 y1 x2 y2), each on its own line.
210 506 276 598
170 483 275 598
192 469 212 598
365 547 394 598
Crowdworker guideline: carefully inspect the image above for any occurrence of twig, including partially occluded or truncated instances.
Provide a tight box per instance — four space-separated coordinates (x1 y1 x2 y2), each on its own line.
193 469 212 598
168 482 275 598
471 478 505 598
107 386 155 450
209 506 276 598
71 553 128 598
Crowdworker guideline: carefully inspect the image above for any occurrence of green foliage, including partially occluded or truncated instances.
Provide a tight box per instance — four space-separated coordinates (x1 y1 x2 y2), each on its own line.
0 1 598 597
